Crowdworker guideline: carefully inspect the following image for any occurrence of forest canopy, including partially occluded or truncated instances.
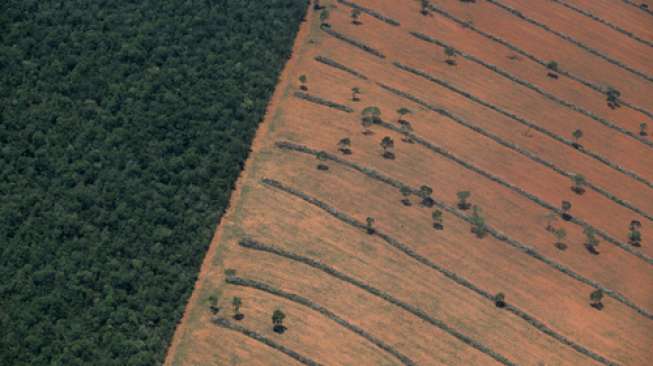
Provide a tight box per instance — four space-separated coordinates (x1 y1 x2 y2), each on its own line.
0 0 307 365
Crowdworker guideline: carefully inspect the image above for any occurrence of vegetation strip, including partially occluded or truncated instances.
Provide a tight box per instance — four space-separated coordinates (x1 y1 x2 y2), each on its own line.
386 64 653 191
240 237 517 366
314 56 369 80
293 91 354 113
483 0 653 83
320 26 386 59
409 32 653 148
619 0 653 16
311 54 653 222
550 0 653 48
226 276 416 366
259 179 621 366
274 142 653 321
375 118 653 265
336 0 400 26
212 317 323 366
425 3 653 121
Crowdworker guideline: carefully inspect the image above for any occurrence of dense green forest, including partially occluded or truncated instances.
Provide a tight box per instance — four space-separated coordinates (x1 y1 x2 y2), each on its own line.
0 1 307 364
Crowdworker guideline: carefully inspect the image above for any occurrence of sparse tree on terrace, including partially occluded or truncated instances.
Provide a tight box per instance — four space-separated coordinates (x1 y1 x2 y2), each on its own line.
208 295 220 314
571 174 586 195
298 75 308 91
397 107 412 123
584 227 600 255
351 8 362 25
272 309 287 333
640 123 648 137
628 221 642 247
470 205 487 238
432 209 444 230
554 228 567 251
320 9 330 27
380 136 395 159
494 292 506 308
366 217 375 234
400 186 412 206
421 0 431 15
571 129 583 148
561 200 573 221
457 191 471 210
589 289 604 310
313 0 324 11
337 137 352 155
352 87 361 102
361 106 381 135
444 47 457 66
232 297 244 320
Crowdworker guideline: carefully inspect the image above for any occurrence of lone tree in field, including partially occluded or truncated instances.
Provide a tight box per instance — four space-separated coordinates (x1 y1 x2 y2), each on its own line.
494 292 506 308
629 220 642 247
589 289 604 310
361 106 381 135
352 87 361 102
397 107 412 123
400 186 412 206
298 75 308 91
232 297 244 320
584 227 600 255
208 295 220 314
320 9 330 27
640 123 648 137
554 228 567 251
571 129 583 149
380 136 395 159
432 210 444 230
419 185 435 207
546 61 559 72
561 200 573 221
272 309 287 334
366 217 375 234
545 212 558 232
444 46 457 66
351 8 362 25
571 174 586 195
457 191 471 210
316 151 329 171
421 0 431 15
338 137 352 155
470 205 487 238
606 87 621 109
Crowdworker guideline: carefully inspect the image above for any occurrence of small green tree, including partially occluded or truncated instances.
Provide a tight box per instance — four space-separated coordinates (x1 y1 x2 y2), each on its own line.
419 185 433 198
546 61 558 72
571 174 586 195
494 292 506 308
572 129 583 147
553 228 567 250
589 289 604 310
208 295 219 314
629 228 642 247
320 9 330 27
380 136 395 159
298 75 308 91
272 309 286 333
470 206 487 238
432 210 444 230
397 107 412 122
640 123 648 137
361 106 381 135
352 87 361 102
338 137 352 155
232 297 243 320
366 217 375 234
457 191 471 210
351 8 362 24
584 227 600 255
421 0 430 15
561 200 572 220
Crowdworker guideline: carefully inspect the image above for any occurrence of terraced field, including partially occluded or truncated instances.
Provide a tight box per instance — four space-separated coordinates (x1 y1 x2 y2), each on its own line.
165 1 653 365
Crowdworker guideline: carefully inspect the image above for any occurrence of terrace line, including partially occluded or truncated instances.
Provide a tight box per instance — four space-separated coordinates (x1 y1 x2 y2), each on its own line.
409 32 653 148
419 2 653 120
550 0 653 48
320 26 385 59
273 142 653 321
240 237 518 366
312 55 653 222
336 0 400 26
620 0 653 16
259 179 623 366
482 0 653 83
294 91 354 113
226 276 416 366
212 317 324 366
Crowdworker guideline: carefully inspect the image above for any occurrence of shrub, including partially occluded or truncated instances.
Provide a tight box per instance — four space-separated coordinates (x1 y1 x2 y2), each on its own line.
553 228 567 251
272 309 287 334
380 136 395 160
571 174 586 195
629 229 642 247
640 123 648 137
546 61 558 72
571 129 583 148
561 200 573 221
361 106 381 135
338 137 352 155
470 206 487 238
298 74 307 91
351 87 361 102
494 293 506 308
232 297 244 320
584 227 600 255
351 8 362 25
320 9 330 27
366 217 375 234
421 0 430 15
224 268 237 277
590 290 604 310
432 210 444 230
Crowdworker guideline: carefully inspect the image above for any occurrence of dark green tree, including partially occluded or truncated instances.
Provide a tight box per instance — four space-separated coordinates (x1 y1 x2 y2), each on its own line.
457 191 471 210
272 309 287 333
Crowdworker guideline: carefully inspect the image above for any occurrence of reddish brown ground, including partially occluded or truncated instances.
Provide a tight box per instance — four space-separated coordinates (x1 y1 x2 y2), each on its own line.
166 1 653 365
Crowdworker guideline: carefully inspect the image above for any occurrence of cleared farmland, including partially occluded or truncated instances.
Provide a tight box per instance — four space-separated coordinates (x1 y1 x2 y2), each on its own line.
165 1 653 365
